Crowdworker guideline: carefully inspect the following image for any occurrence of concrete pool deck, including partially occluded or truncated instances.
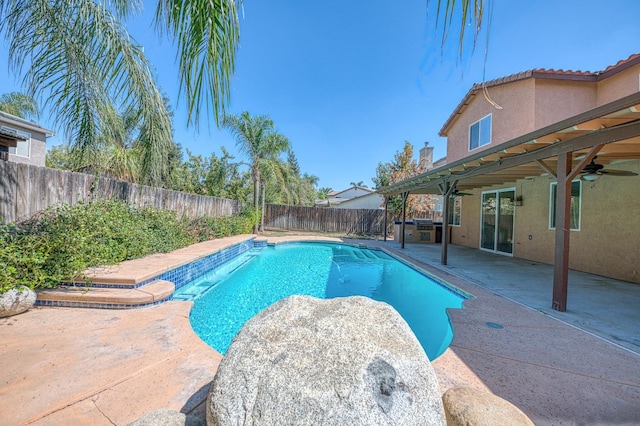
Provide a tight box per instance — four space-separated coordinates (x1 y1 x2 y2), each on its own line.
1 235 639 425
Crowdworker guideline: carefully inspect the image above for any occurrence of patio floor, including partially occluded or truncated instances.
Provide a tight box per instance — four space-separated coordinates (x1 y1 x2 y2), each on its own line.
1 236 639 425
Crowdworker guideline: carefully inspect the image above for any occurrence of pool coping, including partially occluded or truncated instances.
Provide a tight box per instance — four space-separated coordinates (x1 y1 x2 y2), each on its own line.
35 234 259 308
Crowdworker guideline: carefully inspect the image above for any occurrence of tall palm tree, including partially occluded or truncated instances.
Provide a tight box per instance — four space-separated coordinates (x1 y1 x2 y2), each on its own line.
0 92 39 119
0 0 240 184
223 111 290 233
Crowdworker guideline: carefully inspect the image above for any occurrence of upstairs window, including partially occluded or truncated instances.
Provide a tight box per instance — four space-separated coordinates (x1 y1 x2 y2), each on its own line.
1 126 31 158
469 114 492 151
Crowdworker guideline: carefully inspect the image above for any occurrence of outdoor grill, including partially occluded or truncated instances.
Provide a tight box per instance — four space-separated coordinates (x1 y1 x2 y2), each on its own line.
393 218 437 244
414 218 434 231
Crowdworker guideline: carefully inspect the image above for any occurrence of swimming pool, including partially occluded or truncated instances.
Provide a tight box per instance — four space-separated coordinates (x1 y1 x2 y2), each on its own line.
176 242 470 360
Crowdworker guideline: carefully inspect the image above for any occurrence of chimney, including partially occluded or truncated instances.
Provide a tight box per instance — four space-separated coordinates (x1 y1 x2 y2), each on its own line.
419 142 434 171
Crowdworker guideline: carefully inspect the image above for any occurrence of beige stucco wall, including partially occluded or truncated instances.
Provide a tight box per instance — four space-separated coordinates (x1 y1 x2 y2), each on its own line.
450 193 480 248
449 159 640 284
596 62 640 105
534 79 597 128
446 79 536 164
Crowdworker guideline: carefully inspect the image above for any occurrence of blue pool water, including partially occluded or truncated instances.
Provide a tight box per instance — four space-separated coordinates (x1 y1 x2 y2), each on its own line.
177 242 469 360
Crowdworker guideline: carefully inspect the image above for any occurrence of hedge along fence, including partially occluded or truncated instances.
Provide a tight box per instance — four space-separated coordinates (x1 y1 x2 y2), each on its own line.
263 204 387 235
0 161 246 224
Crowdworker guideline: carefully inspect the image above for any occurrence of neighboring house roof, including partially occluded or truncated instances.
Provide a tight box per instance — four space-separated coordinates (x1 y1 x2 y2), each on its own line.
328 186 374 198
335 192 384 209
439 53 640 136
315 186 376 207
0 111 55 137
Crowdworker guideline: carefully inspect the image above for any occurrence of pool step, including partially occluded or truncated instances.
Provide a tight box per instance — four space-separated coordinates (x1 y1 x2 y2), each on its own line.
36 280 175 309
361 250 377 259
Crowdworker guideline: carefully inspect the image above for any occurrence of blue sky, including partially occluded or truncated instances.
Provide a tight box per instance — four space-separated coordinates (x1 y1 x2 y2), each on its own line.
2 1 640 191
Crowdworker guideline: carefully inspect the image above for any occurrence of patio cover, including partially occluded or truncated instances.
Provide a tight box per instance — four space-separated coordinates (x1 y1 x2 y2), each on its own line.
378 91 640 311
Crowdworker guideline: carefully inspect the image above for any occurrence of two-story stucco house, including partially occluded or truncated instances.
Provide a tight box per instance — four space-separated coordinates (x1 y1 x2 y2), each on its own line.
0 111 54 167
380 53 640 311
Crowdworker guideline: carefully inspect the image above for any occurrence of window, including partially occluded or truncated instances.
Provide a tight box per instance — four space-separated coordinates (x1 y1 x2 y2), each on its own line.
2 126 30 158
469 114 491 151
448 196 462 226
549 180 581 230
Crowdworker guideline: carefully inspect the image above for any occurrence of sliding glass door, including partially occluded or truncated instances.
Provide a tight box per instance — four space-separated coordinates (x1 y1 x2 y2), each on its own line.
480 189 515 255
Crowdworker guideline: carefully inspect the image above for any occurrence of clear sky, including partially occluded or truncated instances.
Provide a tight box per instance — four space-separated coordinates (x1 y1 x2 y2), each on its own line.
2 0 640 191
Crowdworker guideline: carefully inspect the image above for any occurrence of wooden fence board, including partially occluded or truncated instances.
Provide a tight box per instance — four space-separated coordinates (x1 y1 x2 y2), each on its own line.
1 163 245 224
1 163 439 236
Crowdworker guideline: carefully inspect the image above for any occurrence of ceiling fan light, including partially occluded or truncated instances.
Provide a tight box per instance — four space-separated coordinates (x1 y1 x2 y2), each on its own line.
582 173 599 181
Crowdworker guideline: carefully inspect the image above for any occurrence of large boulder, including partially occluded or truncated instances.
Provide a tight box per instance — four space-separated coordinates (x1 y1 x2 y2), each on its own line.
0 286 37 318
207 295 445 426
442 387 535 426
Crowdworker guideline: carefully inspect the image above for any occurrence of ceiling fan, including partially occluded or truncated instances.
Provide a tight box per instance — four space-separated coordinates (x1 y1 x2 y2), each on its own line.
580 158 638 181
451 188 473 197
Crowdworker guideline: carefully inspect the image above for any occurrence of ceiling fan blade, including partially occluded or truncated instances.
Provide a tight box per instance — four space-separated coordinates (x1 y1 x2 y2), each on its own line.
599 169 638 176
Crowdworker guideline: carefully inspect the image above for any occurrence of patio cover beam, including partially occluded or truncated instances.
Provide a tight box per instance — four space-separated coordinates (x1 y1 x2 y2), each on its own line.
450 119 640 182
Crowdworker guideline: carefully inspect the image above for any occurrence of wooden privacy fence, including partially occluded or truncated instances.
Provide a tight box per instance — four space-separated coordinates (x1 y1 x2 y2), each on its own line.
0 161 246 224
263 204 387 235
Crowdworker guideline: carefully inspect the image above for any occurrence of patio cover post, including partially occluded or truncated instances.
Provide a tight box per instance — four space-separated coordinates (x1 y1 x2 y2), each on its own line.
440 180 455 265
400 191 409 249
552 152 572 311
383 197 388 242
551 146 604 312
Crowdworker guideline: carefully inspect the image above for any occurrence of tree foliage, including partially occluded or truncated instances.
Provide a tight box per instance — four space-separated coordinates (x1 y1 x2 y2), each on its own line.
0 0 241 184
222 111 291 232
374 141 434 219
0 92 39 119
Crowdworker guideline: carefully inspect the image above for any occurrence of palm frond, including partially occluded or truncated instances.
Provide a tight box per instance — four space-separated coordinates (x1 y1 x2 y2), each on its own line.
155 0 241 126
1 0 172 185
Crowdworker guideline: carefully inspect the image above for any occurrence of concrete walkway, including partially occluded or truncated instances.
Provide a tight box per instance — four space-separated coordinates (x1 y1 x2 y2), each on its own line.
0 302 220 425
1 236 639 425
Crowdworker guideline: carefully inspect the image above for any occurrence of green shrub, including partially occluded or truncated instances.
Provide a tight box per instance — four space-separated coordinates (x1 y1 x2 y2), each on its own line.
188 208 255 241
0 199 252 293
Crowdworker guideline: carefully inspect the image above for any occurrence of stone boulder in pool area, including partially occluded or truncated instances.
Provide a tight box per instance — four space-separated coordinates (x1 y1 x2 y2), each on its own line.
207 295 445 426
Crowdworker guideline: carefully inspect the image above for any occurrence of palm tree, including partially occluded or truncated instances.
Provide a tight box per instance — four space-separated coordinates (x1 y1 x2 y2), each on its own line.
0 92 39 119
223 112 290 233
0 0 240 185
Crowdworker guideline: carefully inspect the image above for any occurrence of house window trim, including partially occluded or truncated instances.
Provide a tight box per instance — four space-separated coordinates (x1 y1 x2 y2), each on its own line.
549 180 582 231
448 196 462 227
1 126 31 158
468 113 492 152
